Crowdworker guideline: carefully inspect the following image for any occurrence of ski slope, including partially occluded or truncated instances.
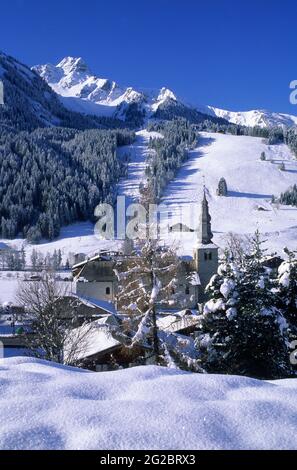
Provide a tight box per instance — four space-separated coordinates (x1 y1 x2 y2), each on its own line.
117 129 162 205
1 358 297 450
160 132 297 255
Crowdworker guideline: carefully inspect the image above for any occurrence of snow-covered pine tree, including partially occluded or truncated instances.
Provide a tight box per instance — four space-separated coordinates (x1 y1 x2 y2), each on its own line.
195 252 241 373
216 177 228 196
277 248 297 340
234 230 292 379
196 232 293 379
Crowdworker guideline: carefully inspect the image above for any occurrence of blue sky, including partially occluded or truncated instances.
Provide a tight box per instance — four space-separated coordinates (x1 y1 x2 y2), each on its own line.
1 0 297 114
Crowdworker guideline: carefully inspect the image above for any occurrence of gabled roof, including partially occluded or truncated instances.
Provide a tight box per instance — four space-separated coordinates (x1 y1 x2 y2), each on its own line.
71 294 118 315
157 312 200 334
64 321 121 362
72 253 112 270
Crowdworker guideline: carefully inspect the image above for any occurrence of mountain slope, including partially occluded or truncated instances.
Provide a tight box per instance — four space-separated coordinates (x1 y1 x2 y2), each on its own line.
0 52 123 131
198 105 297 128
159 132 297 255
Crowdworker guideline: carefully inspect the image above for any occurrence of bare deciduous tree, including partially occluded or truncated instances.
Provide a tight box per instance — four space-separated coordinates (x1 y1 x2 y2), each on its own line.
222 232 253 265
17 272 91 365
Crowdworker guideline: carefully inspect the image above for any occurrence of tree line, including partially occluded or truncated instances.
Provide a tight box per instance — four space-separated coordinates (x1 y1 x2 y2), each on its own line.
145 119 199 201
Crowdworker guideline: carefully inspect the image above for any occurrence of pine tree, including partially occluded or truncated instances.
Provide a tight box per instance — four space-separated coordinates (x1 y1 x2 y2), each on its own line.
195 252 241 373
277 248 297 339
217 177 228 196
196 232 293 379
20 247 26 270
31 249 38 270
233 231 292 378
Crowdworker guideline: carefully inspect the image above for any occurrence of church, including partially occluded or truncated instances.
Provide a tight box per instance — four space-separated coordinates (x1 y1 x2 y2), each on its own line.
72 193 219 310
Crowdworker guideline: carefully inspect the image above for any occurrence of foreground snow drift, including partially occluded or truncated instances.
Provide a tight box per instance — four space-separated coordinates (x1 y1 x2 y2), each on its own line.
0 358 297 450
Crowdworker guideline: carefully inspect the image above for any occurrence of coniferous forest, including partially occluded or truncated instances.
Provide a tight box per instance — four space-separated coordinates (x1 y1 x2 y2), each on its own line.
0 127 134 241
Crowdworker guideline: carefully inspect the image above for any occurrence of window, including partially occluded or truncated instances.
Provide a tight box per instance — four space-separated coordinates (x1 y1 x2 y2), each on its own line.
106 287 111 295
204 252 212 261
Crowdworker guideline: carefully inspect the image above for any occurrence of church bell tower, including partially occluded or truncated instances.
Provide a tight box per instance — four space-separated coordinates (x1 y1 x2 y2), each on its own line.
194 190 218 301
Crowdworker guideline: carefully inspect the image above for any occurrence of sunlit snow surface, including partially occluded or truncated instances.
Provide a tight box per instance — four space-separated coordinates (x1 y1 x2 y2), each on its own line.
0 358 297 450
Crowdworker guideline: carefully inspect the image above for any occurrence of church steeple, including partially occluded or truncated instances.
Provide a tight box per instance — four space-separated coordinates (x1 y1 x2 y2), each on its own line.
197 188 213 245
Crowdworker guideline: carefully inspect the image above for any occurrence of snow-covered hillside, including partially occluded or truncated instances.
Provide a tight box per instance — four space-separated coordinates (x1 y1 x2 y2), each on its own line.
0 52 70 129
0 358 297 450
160 132 297 255
2 131 296 260
199 105 297 129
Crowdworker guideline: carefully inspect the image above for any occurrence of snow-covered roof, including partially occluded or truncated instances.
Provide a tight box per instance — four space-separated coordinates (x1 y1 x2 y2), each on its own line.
64 321 120 361
72 253 112 269
196 242 218 249
157 314 200 333
96 315 120 326
0 242 10 250
74 295 118 315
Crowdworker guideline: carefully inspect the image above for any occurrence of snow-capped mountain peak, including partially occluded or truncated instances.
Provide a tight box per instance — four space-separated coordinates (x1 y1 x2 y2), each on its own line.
199 105 297 129
33 57 146 117
57 56 89 75
32 58 183 119
157 87 177 102
33 56 297 128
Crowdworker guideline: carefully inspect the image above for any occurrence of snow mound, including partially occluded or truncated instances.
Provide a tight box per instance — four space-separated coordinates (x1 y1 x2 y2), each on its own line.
1 358 297 450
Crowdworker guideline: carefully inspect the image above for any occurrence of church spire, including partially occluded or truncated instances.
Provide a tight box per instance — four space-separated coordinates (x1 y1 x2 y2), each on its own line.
197 187 213 245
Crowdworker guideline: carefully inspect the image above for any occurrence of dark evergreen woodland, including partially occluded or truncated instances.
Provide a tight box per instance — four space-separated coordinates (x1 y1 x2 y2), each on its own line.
0 127 134 241
146 119 199 200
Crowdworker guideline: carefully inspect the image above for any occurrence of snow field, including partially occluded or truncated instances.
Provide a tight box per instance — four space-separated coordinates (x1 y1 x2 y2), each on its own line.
1 358 297 450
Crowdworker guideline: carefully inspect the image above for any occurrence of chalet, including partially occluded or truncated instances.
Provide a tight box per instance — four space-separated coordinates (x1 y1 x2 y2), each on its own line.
64 317 152 371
